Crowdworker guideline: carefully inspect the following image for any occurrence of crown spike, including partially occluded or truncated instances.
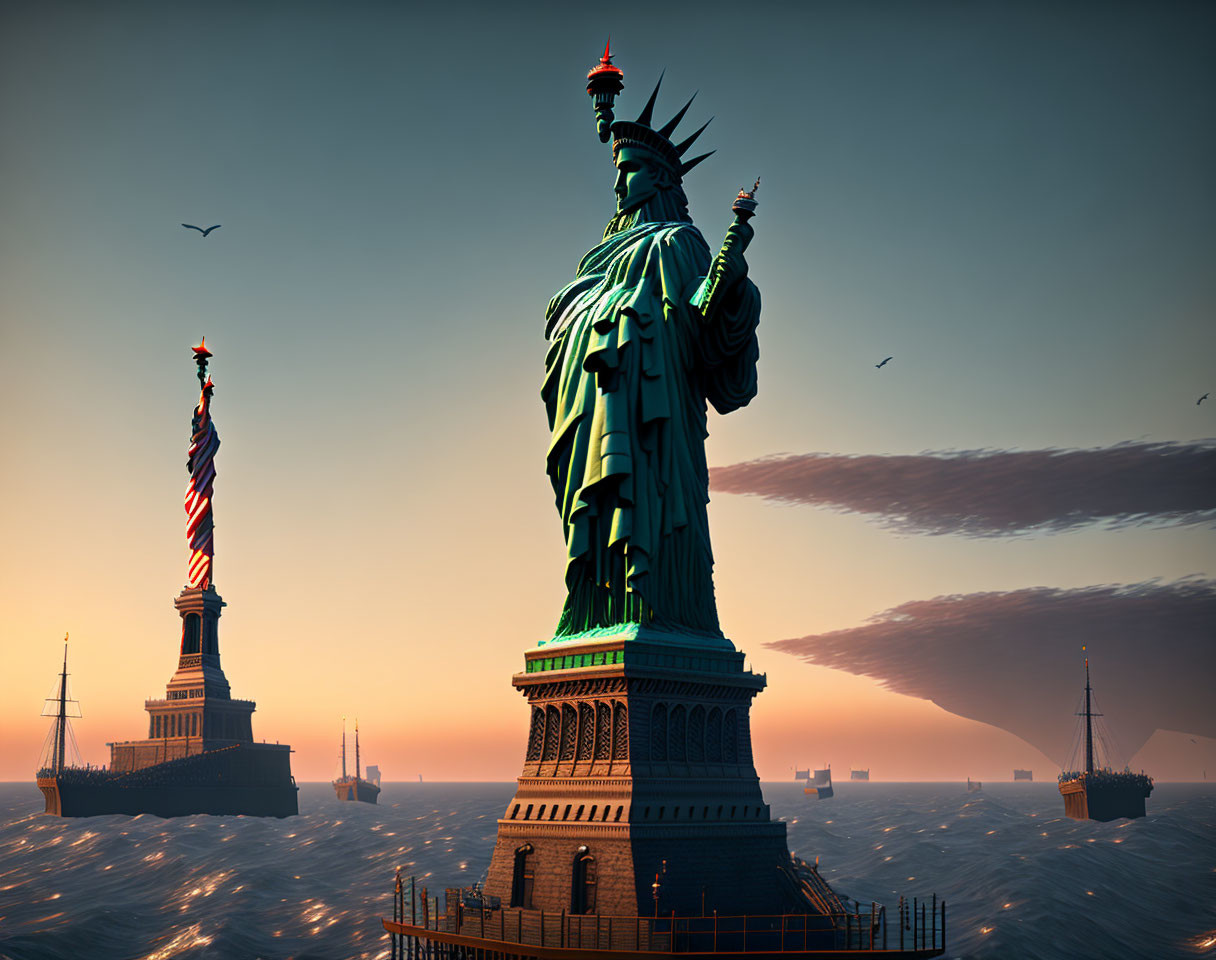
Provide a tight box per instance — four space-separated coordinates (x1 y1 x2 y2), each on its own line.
657 91 697 139
679 150 716 176
636 70 665 127
674 117 713 157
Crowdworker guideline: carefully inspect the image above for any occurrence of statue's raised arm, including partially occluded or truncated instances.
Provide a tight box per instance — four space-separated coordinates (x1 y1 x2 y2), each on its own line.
541 55 762 643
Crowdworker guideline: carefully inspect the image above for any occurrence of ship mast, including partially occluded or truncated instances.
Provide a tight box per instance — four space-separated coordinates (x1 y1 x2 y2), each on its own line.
355 719 361 782
55 637 68 775
341 718 347 780
1084 657 1093 776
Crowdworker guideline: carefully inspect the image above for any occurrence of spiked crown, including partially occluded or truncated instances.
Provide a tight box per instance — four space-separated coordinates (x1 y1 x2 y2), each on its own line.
610 72 714 183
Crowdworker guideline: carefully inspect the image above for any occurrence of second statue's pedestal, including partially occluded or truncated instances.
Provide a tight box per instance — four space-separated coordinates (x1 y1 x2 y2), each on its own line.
484 626 810 917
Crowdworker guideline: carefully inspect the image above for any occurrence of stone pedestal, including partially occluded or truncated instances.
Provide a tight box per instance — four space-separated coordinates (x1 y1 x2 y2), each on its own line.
483 626 810 918
109 585 267 772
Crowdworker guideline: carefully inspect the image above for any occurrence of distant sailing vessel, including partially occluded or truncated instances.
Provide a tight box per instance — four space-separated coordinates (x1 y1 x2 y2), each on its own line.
1058 656 1153 821
804 765 834 800
1013 769 1033 781
966 777 982 793
850 768 870 781
333 720 380 804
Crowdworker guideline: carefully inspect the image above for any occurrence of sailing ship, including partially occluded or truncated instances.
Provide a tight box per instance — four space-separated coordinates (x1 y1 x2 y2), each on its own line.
850 768 870 781
333 719 380 804
35 638 83 811
1057 656 1153 821
804 765 834 800
966 777 982 793
1012 769 1033 781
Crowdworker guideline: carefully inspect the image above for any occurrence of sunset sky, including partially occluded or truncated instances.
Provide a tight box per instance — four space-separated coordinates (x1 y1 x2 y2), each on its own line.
2 1 1212 783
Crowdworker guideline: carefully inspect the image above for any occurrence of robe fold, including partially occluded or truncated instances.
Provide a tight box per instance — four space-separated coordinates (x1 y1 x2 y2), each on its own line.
542 221 761 638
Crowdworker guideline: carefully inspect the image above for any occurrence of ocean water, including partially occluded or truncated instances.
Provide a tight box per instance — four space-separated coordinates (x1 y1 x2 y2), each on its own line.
0 781 1212 960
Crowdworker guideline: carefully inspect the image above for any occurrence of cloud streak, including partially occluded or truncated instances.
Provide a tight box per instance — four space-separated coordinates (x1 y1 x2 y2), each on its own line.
711 441 1216 536
767 579 1216 764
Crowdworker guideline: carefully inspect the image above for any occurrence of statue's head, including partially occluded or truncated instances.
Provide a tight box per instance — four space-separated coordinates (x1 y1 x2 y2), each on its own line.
608 75 714 220
613 146 667 213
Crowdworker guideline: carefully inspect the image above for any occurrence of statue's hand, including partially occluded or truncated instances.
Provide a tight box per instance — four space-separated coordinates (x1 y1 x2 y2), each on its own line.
712 220 754 295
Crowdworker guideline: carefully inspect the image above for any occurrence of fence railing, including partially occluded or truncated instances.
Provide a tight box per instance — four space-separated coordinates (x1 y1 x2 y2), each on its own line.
385 875 945 956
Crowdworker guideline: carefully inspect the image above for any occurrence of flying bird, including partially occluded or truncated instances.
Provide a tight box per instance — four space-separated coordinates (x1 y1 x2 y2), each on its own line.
182 223 221 237
1199 393 1210 406
876 357 893 369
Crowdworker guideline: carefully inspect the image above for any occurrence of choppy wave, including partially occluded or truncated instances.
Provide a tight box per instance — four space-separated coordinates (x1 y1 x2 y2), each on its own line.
0 782 1212 959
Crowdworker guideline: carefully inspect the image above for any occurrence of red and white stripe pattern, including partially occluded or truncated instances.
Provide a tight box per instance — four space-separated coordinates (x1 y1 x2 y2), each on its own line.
184 378 219 589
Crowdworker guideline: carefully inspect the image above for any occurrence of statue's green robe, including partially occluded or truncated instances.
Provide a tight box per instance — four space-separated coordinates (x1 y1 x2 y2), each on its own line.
543 221 760 638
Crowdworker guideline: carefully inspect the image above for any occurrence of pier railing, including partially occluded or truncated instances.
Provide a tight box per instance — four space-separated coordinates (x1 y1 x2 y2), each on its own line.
385 875 945 957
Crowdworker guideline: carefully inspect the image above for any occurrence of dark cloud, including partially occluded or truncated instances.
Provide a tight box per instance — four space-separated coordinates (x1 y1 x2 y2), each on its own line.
767 580 1216 765
711 441 1216 536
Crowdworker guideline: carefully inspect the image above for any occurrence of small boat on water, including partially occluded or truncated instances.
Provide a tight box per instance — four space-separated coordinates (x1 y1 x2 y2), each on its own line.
1013 769 1033 781
1058 655 1152 821
850 768 870 781
966 777 982 793
332 719 380 804
804 765 834 800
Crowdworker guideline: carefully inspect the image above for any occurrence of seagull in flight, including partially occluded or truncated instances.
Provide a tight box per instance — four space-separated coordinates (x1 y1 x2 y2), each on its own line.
875 356 893 369
182 223 221 237
1199 393 1210 406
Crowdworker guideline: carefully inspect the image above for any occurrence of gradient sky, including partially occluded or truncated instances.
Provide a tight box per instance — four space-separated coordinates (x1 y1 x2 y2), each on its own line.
2 1 1213 782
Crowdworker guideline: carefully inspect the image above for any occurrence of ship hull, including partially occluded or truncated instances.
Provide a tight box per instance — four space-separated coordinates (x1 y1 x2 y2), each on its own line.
37 744 297 818
805 770 833 799
333 777 380 804
1059 777 1151 821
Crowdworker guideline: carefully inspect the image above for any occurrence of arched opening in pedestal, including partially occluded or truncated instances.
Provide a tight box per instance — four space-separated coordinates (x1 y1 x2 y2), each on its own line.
182 613 201 655
510 843 534 909
571 847 597 914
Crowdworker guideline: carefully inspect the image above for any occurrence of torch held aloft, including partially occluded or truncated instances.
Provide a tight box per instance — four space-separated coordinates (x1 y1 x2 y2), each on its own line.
693 179 760 321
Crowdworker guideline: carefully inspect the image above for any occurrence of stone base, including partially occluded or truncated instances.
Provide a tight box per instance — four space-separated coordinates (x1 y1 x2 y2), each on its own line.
483 633 812 917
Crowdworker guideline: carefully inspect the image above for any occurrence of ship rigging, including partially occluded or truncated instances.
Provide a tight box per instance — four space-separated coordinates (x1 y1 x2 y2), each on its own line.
1058 654 1153 821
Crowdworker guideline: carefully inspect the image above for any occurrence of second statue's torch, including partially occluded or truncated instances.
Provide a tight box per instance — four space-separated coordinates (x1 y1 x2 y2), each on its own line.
693 178 760 320
587 40 625 143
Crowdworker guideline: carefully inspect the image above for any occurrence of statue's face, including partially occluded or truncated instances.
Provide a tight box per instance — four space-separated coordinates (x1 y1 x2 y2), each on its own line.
614 147 660 213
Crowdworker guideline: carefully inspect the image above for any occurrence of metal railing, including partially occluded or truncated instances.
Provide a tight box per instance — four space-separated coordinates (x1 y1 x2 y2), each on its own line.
386 874 945 956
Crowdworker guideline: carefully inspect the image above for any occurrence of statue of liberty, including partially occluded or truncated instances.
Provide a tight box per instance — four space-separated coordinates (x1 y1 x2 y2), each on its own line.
543 49 761 641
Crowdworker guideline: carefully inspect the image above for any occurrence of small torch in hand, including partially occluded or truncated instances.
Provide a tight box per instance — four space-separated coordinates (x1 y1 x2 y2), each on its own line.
694 178 760 320
586 40 625 143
